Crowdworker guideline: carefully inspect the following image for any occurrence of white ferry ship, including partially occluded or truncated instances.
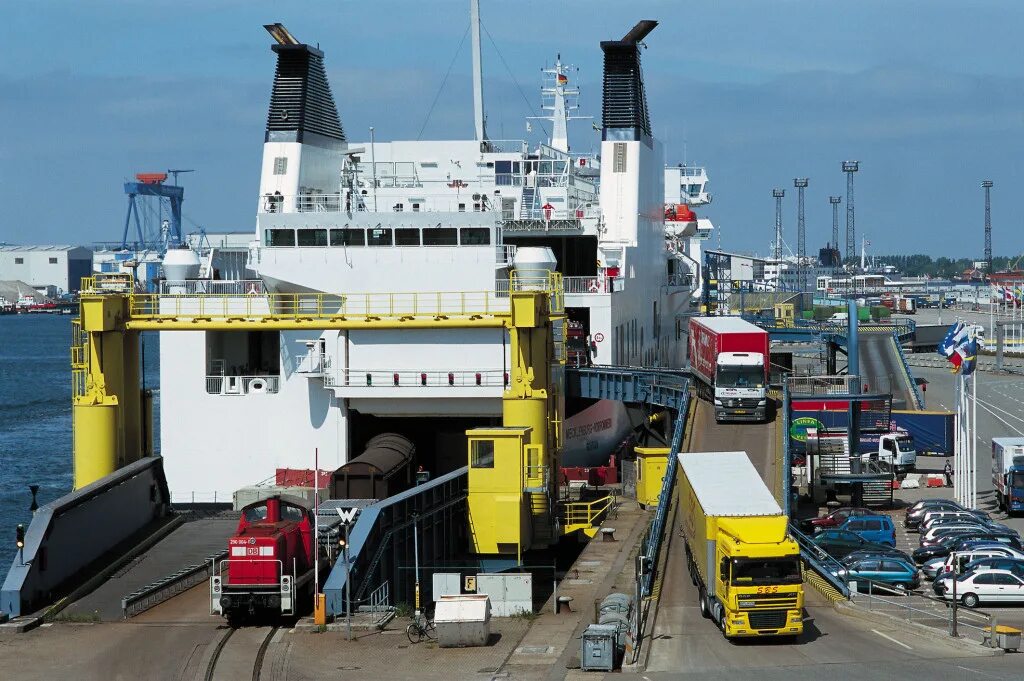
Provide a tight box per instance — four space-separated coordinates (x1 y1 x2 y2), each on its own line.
158 16 714 502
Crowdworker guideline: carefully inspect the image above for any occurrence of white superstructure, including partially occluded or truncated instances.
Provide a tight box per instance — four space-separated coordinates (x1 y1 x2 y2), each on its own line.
159 18 684 501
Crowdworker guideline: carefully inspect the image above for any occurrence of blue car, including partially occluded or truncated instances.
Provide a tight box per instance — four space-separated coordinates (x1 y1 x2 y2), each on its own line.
838 555 920 591
837 515 896 547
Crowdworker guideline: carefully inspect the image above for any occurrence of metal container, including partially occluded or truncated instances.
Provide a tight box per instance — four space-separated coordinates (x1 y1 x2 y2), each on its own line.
580 623 618 672
433 595 491 648
599 592 633 616
598 611 630 648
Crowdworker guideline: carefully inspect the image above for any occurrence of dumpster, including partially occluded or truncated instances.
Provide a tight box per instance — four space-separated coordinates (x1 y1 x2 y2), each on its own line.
580 623 618 672
434 595 491 648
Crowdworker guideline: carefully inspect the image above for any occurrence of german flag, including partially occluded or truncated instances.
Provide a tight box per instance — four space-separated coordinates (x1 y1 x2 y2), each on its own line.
557 73 568 85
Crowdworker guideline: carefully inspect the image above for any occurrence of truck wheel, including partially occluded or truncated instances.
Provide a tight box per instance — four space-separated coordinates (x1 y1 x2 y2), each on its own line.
699 589 710 619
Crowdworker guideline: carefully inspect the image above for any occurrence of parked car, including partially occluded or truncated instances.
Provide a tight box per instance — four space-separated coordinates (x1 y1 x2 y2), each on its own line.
812 529 897 560
919 509 993 530
837 515 897 547
921 515 1006 533
933 547 1024 581
838 555 921 592
930 553 1024 595
799 507 874 533
905 500 966 530
920 525 998 546
913 534 1024 564
844 547 915 566
937 569 1024 607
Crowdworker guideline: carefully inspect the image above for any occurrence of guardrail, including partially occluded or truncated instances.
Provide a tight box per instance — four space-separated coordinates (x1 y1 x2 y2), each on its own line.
121 550 227 619
563 495 615 532
890 330 926 409
788 525 852 599
324 368 507 389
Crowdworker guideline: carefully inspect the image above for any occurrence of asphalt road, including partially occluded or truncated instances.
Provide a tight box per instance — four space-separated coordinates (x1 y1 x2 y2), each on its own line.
857 331 919 410
638 401 1005 679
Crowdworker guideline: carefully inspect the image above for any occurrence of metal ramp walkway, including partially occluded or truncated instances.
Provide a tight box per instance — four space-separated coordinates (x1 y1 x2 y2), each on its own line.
322 467 467 617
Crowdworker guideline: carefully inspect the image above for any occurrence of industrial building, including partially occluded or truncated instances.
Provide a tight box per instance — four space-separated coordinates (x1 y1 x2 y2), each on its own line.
0 245 93 294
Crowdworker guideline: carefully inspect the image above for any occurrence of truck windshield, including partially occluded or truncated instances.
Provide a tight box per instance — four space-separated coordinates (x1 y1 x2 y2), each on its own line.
716 366 763 388
1010 472 1024 490
896 437 915 453
731 557 802 585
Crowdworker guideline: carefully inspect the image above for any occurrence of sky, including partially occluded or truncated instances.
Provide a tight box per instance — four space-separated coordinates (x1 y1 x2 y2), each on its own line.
2 0 1023 260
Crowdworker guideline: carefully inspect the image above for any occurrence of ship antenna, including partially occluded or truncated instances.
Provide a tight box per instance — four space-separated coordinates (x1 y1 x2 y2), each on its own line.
470 0 487 145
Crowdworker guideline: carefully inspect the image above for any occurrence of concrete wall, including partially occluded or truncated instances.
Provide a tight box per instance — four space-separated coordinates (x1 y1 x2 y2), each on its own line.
1 457 169 617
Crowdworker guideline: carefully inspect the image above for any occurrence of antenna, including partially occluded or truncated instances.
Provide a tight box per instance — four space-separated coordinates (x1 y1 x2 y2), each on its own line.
794 178 808 291
842 161 859 270
772 189 785 261
470 0 487 144
983 180 993 277
166 169 194 186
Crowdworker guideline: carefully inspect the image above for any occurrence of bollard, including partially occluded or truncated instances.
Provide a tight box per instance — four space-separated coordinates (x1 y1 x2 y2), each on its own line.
601 527 616 542
557 595 574 614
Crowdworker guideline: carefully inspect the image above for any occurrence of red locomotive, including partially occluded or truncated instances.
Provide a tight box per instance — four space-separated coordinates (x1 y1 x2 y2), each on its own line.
211 495 316 622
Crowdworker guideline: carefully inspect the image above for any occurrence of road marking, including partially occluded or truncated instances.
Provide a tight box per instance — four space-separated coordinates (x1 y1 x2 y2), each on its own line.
871 628 912 650
956 665 1000 678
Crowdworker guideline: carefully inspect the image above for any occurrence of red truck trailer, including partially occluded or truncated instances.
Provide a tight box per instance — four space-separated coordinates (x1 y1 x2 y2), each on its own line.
688 317 770 422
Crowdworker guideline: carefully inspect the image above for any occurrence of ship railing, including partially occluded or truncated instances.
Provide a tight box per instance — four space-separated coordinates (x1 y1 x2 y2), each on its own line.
496 244 518 265
484 139 529 154
159 280 266 296
563 275 623 295
205 375 280 395
81 273 135 294
787 374 861 396
324 368 507 389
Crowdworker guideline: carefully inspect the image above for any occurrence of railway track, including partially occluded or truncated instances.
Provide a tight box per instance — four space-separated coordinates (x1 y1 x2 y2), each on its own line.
203 625 278 681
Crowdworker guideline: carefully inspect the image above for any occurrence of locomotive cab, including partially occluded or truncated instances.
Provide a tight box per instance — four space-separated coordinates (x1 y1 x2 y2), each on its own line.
211 495 315 621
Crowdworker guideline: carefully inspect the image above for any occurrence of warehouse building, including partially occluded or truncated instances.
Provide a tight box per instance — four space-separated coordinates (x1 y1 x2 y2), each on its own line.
0 245 93 294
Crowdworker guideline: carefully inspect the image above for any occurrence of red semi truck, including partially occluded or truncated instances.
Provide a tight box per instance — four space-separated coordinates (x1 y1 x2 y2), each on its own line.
688 317 770 423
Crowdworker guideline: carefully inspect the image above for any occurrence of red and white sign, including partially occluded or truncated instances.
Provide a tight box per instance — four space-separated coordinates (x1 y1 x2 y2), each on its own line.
594 332 605 343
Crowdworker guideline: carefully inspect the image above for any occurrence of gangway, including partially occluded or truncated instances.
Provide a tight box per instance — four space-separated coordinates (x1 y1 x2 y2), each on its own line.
322 468 468 617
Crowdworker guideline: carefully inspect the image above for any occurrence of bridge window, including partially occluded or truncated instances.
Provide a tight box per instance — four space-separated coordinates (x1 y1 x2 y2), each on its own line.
395 228 421 246
330 228 365 246
265 229 295 247
471 440 495 468
297 228 328 247
367 228 393 246
423 228 458 246
459 228 489 245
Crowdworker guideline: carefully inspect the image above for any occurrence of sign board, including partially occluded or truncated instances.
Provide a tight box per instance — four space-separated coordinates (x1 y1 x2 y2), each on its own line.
789 417 823 443
593 332 605 343
732 257 755 282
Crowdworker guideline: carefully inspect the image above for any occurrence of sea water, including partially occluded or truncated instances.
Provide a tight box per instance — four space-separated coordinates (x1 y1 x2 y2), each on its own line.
0 315 160 568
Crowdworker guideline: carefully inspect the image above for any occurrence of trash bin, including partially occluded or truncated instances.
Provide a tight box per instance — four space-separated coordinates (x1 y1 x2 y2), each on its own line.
580 623 618 672
433 595 491 648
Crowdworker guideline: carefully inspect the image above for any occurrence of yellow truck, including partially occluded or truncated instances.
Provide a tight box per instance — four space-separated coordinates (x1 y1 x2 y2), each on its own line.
678 451 804 638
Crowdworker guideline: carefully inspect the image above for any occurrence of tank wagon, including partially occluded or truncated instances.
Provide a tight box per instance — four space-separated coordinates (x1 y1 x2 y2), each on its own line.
211 495 315 623
330 433 416 500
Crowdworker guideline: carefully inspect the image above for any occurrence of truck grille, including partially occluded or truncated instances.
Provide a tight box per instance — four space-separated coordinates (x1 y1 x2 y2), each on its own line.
748 610 788 630
726 398 762 408
744 592 799 609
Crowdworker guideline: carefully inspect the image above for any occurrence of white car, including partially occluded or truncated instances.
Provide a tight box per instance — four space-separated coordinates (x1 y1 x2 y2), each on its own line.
937 569 1024 607
927 547 1024 580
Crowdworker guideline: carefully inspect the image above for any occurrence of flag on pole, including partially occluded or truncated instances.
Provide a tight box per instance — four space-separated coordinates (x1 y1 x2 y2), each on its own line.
937 321 984 375
557 73 569 85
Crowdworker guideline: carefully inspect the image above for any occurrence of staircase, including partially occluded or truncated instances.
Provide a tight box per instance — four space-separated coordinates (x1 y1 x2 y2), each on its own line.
529 492 557 545
862 479 894 507
521 186 538 218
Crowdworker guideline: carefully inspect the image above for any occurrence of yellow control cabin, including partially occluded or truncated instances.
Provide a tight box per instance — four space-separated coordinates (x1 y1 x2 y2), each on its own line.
678 451 804 638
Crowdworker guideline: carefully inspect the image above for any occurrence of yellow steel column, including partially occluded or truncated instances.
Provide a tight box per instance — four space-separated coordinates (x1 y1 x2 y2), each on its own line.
73 292 144 489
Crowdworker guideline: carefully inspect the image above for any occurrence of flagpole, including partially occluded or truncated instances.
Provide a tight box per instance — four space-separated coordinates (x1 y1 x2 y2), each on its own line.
971 369 978 510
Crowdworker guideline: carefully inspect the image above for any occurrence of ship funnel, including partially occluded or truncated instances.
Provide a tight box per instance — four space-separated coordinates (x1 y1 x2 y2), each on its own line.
600 20 658 142
264 25 345 148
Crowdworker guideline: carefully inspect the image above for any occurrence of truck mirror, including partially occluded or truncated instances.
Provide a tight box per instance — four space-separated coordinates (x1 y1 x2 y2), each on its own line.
719 557 729 580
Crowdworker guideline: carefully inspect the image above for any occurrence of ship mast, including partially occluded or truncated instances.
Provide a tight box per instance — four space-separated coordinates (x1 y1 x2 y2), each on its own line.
530 55 588 152
470 0 487 144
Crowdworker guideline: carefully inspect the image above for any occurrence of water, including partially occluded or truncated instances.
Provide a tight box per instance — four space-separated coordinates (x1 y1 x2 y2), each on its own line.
0 315 159 568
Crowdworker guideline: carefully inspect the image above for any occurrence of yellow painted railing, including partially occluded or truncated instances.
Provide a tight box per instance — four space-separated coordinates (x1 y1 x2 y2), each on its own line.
71 319 87 399
563 494 615 534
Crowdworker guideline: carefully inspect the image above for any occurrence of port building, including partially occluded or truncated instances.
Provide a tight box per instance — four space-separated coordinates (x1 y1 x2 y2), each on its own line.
0 245 93 294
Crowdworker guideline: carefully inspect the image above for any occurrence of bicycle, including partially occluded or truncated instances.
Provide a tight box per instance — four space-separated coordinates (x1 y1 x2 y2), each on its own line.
406 612 436 644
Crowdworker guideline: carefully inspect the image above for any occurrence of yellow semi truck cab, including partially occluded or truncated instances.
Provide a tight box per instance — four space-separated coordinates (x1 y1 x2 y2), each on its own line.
678 451 804 638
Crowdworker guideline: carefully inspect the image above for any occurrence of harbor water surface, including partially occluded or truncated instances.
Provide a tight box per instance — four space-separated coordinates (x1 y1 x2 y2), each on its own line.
0 315 160 568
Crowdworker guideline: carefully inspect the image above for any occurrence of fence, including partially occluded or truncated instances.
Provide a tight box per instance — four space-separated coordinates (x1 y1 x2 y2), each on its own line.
787 374 861 396
324 369 507 389
563 276 623 295
852 578 995 644
159 280 265 296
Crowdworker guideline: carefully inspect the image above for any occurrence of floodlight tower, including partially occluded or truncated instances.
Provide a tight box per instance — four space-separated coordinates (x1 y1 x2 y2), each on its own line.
772 188 785 261
829 196 842 270
842 161 859 269
983 180 993 276
795 178 809 290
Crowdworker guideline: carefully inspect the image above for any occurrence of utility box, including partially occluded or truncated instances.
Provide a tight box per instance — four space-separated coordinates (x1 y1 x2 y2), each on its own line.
580 623 618 672
634 447 669 508
434 595 491 648
476 573 532 616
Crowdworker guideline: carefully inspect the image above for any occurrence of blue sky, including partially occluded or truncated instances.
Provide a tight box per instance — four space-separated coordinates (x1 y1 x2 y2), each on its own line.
2 0 1023 259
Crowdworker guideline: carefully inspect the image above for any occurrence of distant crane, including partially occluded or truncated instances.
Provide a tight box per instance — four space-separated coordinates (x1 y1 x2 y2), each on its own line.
167 169 195 186
121 172 185 253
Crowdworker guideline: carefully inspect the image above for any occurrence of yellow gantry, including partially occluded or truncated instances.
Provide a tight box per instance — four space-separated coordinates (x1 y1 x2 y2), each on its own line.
70 267 567 550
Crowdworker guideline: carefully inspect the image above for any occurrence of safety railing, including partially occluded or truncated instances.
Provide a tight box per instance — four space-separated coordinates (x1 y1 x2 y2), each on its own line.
159 280 266 296
563 276 623 295
563 494 615 530
122 550 227 619
71 318 88 399
205 375 280 395
496 244 518 265
788 524 851 599
367 581 394 626
787 374 861 396
324 369 507 389
890 330 926 409
851 577 995 644
81 273 135 294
